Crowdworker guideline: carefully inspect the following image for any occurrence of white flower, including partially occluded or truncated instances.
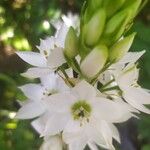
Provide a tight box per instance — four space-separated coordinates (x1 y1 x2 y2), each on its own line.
16 73 69 119
16 22 69 78
116 64 150 114
110 50 145 74
40 135 63 150
41 80 137 150
52 12 79 32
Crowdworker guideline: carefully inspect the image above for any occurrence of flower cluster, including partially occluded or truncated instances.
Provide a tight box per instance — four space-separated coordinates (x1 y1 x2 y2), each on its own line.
16 0 150 150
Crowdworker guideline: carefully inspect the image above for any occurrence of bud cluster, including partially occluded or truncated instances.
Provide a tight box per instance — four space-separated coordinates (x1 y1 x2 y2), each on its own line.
76 0 142 78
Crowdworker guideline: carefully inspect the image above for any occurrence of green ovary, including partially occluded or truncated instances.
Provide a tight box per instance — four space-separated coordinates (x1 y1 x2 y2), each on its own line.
71 100 92 121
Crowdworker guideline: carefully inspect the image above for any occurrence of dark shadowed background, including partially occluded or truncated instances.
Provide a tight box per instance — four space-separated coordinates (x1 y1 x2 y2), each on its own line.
0 0 150 150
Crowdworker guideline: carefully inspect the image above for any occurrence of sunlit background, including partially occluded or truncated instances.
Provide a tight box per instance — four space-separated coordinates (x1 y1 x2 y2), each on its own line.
0 0 150 150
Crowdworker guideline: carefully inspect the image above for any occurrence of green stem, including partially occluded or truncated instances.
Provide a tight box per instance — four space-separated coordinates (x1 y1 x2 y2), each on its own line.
100 79 115 90
100 86 119 92
58 66 74 87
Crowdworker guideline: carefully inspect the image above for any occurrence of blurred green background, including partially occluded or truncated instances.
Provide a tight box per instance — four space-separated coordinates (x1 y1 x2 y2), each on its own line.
0 0 149 150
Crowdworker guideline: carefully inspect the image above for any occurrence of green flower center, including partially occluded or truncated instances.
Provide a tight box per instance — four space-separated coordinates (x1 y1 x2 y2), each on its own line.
71 100 92 124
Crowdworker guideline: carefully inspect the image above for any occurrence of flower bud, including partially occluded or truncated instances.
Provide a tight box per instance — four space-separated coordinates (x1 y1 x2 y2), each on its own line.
87 0 102 13
109 33 136 62
81 45 108 78
102 9 131 45
64 27 78 58
83 8 106 47
123 0 142 20
103 0 125 17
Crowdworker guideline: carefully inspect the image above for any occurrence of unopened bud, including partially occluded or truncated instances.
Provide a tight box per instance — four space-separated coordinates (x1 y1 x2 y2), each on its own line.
109 33 136 62
83 8 106 47
88 0 102 13
84 0 102 22
102 9 131 45
64 27 78 58
103 0 125 17
81 45 108 78
123 0 142 20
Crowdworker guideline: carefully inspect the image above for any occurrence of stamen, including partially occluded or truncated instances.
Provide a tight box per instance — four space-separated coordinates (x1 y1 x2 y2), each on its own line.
71 100 92 126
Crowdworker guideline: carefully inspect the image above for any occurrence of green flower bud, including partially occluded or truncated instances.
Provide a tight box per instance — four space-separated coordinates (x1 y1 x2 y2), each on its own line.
83 8 106 47
64 27 78 58
103 0 125 17
84 0 102 22
123 0 142 20
109 33 136 62
102 9 131 45
80 45 108 78
87 0 102 12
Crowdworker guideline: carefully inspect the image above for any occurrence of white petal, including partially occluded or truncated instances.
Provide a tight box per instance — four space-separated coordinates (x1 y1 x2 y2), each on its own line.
63 119 81 134
21 67 53 79
45 93 76 113
117 64 139 88
19 84 44 100
31 112 51 134
123 87 150 114
16 51 47 67
40 135 63 150
72 80 96 100
43 113 69 136
40 73 69 92
55 23 69 48
127 87 150 104
37 37 55 56
118 50 145 64
92 98 135 123
107 123 120 143
98 120 115 150
63 119 83 143
47 48 66 68
88 142 99 150
86 123 108 149
40 73 58 90
68 137 87 150
16 101 46 119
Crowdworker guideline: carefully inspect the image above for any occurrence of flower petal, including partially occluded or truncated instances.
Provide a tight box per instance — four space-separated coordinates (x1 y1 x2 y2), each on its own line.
45 93 76 113
72 80 96 100
31 112 51 134
63 119 81 134
55 23 69 48
116 64 139 88
86 122 108 150
92 98 136 123
40 73 58 90
19 84 44 101
68 137 87 150
39 135 63 150
15 101 46 119
63 119 83 143
37 37 55 57
16 51 47 67
118 50 145 64
98 120 115 150
21 67 53 79
42 113 69 136
123 87 150 114
88 142 99 150
47 48 66 68
107 123 120 143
